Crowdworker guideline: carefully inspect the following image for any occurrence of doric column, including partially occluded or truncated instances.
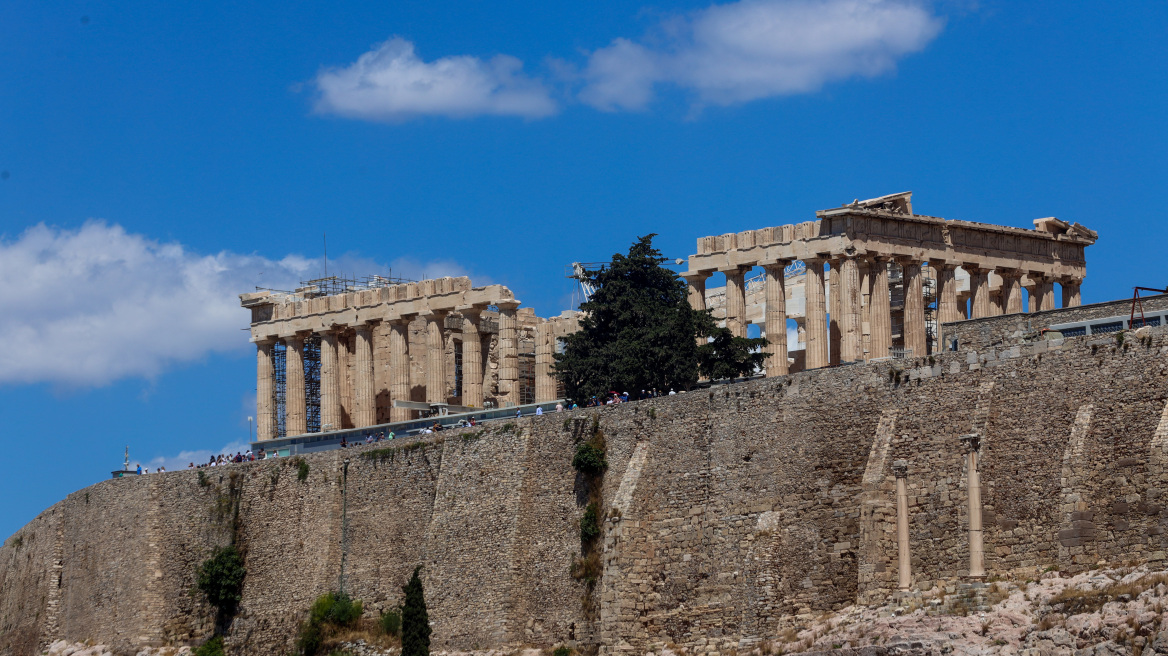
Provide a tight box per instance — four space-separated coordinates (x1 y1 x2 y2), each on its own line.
961 433 986 579
829 260 841 366
685 273 710 347
1000 270 1024 314
353 323 376 428
425 312 448 405
535 321 557 403
722 266 748 338
900 259 926 358
460 308 484 407
839 256 862 363
934 262 960 325
498 301 520 407
319 330 341 431
805 258 829 370
762 261 789 377
1062 277 1083 308
967 266 992 319
860 261 872 361
868 257 892 360
256 340 277 441
388 318 412 422
892 460 911 590
284 335 307 436
1040 276 1057 311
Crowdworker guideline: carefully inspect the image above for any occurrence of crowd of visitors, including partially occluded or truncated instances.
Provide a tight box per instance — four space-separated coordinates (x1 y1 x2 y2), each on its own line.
137 390 686 476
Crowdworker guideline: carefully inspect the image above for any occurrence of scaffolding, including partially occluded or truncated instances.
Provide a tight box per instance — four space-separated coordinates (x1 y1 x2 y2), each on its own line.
273 342 287 439
303 335 321 434
258 270 416 299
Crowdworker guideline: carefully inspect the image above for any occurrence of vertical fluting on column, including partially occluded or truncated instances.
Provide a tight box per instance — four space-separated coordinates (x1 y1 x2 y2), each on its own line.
460 309 484 407
389 319 412 422
498 301 520 407
829 260 841 366
1002 271 1024 314
685 273 709 347
840 256 862 363
256 340 276 441
353 323 376 428
1040 277 1057 311
319 331 341 431
763 262 788 377
285 335 307 436
1026 279 1041 313
935 263 960 325
723 267 747 338
901 259 927 357
535 321 557 403
869 257 892 360
969 266 991 319
805 258 829 370
425 312 448 404
892 460 911 590
963 434 986 579
1062 278 1082 308
860 261 872 361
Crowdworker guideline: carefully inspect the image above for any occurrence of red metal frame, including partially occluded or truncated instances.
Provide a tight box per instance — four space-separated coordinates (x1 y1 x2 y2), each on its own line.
1130 287 1168 328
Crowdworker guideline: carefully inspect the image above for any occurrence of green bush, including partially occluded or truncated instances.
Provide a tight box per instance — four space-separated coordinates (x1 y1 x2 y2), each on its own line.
401 566 431 656
580 502 601 542
572 443 607 475
194 636 225 656
310 591 363 627
296 619 324 656
297 459 310 482
553 647 572 656
380 607 402 636
196 546 246 615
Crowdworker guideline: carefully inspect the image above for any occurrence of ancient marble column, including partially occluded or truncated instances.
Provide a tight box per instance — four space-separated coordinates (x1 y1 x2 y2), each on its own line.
460 308 484 407
829 260 841 366
763 261 788 377
860 261 872 360
685 273 710 348
319 330 341 432
1001 270 1024 314
901 259 927 358
892 460 911 590
935 263 960 325
805 258 829 370
723 266 748 338
839 256 862 363
869 257 892 360
256 340 276 441
425 312 448 405
353 323 376 428
962 433 986 579
535 321 557 403
389 318 412 422
1062 278 1083 308
284 335 307 437
1040 277 1057 311
968 266 992 319
498 301 520 407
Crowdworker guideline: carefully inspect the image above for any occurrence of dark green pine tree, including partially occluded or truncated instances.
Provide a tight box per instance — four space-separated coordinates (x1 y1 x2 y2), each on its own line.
697 327 768 381
401 566 431 656
555 234 765 403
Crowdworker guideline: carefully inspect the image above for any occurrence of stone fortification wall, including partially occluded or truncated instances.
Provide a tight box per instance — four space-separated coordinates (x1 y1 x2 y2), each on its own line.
4 328 1168 656
943 293 1168 352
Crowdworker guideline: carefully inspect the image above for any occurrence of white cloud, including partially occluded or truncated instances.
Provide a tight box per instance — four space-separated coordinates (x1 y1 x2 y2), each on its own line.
580 0 944 111
0 222 475 388
313 37 557 121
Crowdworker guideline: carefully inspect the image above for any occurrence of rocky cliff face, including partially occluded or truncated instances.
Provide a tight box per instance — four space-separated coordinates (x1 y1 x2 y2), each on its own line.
4 326 1168 656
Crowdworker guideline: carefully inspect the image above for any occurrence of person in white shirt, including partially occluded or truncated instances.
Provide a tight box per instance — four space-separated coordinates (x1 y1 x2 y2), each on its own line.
535 407 543 415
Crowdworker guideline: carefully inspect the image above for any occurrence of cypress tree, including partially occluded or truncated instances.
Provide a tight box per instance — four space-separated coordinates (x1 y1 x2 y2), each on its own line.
401 565 431 656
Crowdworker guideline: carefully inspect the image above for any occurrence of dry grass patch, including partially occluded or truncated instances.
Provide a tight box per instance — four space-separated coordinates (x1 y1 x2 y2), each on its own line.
1049 573 1168 615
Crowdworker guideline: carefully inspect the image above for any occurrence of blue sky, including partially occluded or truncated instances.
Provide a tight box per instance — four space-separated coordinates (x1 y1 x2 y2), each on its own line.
2 0 1167 538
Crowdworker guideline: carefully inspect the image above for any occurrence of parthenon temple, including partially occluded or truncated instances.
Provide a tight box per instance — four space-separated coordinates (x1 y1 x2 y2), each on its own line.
241 191 1096 441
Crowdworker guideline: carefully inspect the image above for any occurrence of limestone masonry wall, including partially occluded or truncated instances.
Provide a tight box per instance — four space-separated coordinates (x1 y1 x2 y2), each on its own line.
4 326 1168 656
